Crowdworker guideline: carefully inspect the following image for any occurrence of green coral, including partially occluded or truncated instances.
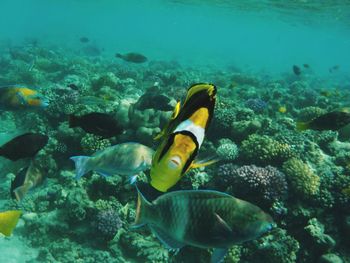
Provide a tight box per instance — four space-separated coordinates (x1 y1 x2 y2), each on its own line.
283 158 320 198
216 138 239 161
80 133 111 154
242 228 300 263
241 134 294 166
304 218 336 251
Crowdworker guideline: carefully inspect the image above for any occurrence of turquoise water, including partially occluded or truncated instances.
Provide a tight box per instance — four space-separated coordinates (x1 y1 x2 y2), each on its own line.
1 1 350 263
2 0 350 75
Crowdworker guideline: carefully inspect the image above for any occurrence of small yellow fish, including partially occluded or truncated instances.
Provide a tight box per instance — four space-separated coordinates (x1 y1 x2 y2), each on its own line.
278 106 287 113
0 210 21 236
0 86 48 110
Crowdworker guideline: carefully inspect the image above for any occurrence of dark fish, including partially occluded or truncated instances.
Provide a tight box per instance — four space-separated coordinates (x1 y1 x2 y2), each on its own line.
67 83 79 90
83 45 101 56
303 64 310 68
69 112 123 138
80 37 89 43
292 65 301 75
297 109 350 131
329 65 340 73
135 93 172 111
0 133 48 161
11 162 44 201
134 188 274 263
115 52 148 63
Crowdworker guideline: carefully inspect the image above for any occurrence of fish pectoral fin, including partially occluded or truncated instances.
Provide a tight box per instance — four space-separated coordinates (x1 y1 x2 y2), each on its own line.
95 170 112 177
211 248 228 263
212 213 233 241
150 225 185 250
15 92 27 105
214 213 232 233
191 157 219 169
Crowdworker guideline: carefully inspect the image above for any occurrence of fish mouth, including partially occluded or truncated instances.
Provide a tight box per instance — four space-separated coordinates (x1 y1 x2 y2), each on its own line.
169 156 182 168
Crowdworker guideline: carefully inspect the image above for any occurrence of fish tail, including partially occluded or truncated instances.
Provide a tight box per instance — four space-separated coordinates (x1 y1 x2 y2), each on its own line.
115 53 122 58
68 115 79 128
13 182 33 201
296 121 310 131
132 185 152 229
0 210 22 236
70 156 91 179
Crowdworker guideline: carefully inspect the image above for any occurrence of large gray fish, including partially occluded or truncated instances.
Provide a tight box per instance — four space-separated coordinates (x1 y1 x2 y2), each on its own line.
70 142 154 182
134 188 274 263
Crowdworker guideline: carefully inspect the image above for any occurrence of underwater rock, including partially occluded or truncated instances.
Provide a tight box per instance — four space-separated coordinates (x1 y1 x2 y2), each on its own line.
305 218 336 252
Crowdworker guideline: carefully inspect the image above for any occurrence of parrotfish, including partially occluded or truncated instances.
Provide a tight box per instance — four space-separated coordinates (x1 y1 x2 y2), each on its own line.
70 142 154 182
0 210 22 237
0 86 48 110
11 162 44 201
115 52 148 63
133 188 274 263
69 112 124 138
296 108 350 131
0 133 48 161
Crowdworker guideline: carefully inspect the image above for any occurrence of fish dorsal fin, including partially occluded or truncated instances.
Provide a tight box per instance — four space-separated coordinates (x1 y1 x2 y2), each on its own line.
150 225 185 250
154 101 181 140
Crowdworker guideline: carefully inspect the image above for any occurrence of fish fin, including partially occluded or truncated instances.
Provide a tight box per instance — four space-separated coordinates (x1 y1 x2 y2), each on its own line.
296 121 310 131
15 91 27 106
211 248 228 263
154 101 181 140
95 169 112 177
212 213 233 242
115 53 123 59
172 101 181 119
132 184 152 229
13 182 33 201
129 175 138 184
214 213 232 233
70 156 91 179
150 225 185 250
190 157 219 169
68 115 79 128
0 210 22 237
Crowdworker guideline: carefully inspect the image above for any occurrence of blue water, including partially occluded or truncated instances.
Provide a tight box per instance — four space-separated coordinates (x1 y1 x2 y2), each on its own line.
1 0 350 77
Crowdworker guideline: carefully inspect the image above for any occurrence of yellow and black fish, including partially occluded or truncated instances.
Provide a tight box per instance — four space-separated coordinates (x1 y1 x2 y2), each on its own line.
0 86 48 110
0 210 21 236
297 108 350 131
155 83 216 141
